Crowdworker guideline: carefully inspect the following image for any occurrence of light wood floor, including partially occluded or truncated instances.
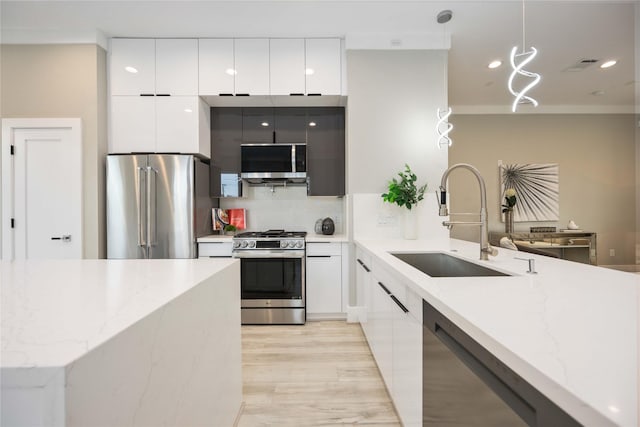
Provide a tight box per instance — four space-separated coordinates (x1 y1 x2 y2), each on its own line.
237 321 401 426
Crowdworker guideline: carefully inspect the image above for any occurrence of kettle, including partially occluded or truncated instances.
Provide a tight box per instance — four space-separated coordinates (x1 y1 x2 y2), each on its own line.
321 217 335 235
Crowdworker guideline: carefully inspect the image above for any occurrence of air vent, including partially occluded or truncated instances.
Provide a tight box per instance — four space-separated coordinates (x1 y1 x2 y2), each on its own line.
563 58 600 72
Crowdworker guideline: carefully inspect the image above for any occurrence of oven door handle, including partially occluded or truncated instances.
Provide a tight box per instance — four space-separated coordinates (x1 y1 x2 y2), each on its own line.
233 250 305 259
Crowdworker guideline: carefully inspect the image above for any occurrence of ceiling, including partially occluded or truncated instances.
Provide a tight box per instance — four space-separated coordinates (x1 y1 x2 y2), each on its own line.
1 0 638 112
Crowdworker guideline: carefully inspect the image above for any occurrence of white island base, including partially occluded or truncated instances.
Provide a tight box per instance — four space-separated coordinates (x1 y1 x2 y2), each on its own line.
1 259 242 427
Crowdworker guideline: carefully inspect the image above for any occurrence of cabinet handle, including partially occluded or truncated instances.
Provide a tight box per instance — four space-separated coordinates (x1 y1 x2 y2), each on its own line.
356 258 370 272
156 93 171 97
390 295 409 313
377 281 391 295
307 93 321 96
219 93 233 96
235 93 250 96
140 93 155 97
289 93 304 96
308 255 331 258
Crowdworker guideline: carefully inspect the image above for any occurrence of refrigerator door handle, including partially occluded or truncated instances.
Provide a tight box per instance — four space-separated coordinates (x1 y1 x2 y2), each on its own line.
147 166 157 247
137 166 147 248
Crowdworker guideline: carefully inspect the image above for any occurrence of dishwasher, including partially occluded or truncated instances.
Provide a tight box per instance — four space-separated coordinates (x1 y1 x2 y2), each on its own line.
422 301 580 426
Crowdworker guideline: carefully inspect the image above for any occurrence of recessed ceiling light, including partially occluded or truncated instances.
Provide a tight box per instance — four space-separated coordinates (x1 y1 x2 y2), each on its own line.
600 60 617 69
125 66 138 74
184 108 193 113
608 405 620 414
225 68 238 75
308 121 317 127
261 122 269 127
305 68 315 75
488 60 502 69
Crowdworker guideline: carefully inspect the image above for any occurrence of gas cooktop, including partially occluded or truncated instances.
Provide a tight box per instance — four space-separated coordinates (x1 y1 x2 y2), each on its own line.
234 230 307 239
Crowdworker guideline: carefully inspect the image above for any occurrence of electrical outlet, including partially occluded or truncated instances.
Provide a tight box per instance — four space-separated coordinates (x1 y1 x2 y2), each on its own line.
609 249 616 257
377 214 397 226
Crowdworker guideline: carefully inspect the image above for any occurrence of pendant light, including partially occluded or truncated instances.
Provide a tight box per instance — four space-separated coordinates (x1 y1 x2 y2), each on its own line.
508 0 541 112
436 10 453 148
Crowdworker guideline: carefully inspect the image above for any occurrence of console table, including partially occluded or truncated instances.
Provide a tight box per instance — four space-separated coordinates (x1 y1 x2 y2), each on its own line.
489 231 597 265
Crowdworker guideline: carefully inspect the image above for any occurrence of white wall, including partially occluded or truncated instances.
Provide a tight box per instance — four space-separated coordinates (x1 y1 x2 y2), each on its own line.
346 49 449 241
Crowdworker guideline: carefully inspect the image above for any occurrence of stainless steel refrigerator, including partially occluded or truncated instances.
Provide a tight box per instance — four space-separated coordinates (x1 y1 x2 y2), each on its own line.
107 154 213 259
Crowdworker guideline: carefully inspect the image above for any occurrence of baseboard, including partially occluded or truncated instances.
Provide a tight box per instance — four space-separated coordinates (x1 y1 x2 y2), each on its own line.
346 305 364 323
306 313 347 321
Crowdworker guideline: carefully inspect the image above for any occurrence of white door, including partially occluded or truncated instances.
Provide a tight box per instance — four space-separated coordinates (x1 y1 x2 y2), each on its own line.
1 119 83 260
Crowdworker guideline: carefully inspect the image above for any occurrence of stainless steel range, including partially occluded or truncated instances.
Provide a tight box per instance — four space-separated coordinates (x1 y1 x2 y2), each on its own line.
232 230 306 325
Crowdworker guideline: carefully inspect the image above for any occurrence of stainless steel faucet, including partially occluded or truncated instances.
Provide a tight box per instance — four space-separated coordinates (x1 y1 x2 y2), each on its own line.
437 163 497 261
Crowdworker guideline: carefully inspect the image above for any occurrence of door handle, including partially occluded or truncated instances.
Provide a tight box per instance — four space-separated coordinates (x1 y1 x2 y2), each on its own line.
137 167 147 247
51 235 72 242
146 166 157 247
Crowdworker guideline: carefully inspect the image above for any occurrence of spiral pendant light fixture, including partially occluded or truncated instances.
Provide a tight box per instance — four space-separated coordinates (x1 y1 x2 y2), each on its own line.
436 10 453 148
508 0 541 112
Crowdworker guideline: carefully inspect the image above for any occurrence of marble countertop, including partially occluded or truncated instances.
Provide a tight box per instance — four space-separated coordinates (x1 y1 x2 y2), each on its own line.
356 238 639 427
198 234 233 242
1 258 237 369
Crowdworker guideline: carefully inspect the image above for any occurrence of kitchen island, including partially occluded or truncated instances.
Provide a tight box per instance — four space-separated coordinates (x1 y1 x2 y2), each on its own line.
356 238 638 427
1 258 242 427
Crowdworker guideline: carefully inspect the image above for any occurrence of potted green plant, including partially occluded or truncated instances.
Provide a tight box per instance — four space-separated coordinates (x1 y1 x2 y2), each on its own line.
382 164 427 239
223 224 237 236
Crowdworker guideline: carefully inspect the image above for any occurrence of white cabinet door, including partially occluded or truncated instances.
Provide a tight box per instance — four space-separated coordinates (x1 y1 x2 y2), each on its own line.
270 39 305 96
110 96 156 153
371 279 394 392
356 249 372 336
198 242 233 258
110 38 156 95
234 39 270 95
199 39 235 95
155 39 198 95
306 255 342 314
305 39 341 95
156 96 199 153
392 289 422 427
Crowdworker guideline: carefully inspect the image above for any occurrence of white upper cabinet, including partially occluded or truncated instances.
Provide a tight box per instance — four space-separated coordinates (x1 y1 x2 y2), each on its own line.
270 39 305 96
110 96 156 153
234 39 270 96
155 39 198 95
305 39 342 96
110 39 156 95
110 38 198 96
199 39 235 95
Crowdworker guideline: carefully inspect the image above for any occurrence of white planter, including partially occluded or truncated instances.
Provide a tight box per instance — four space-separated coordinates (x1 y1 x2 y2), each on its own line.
403 209 418 240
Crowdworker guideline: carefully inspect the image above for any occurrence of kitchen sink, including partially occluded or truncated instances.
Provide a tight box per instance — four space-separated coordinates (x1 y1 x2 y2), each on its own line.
390 252 510 277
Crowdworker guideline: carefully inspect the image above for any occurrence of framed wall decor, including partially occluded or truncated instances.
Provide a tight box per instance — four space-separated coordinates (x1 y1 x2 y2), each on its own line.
499 163 559 222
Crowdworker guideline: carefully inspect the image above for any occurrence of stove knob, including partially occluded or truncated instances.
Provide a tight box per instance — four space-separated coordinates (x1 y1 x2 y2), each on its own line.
295 241 303 248
280 241 288 248
240 241 248 248
249 241 256 248
233 241 240 249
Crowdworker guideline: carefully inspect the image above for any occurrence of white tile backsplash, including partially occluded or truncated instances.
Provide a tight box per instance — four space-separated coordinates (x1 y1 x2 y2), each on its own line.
219 184 344 234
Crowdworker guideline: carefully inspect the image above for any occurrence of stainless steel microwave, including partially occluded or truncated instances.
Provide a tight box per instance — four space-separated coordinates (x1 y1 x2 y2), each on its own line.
241 143 307 183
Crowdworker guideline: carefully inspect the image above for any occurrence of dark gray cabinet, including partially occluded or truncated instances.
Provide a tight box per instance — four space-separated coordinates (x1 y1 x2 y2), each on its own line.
306 107 345 196
210 108 243 197
210 106 345 197
241 108 307 144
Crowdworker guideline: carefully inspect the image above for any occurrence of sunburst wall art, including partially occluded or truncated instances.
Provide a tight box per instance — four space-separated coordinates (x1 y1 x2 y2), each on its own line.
500 163 559 222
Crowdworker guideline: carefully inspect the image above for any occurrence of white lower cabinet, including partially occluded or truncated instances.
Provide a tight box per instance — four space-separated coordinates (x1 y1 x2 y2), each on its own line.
198 241 233 258
306 242 342 315
391 288 422 427
357 248 422 426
